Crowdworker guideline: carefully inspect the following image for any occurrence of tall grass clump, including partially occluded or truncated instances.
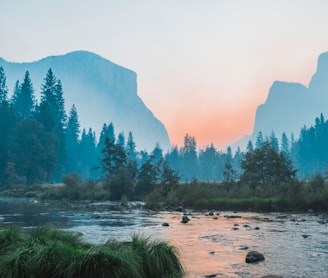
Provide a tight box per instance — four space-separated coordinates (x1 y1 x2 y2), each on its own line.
129 234 184 278
0 226 184 278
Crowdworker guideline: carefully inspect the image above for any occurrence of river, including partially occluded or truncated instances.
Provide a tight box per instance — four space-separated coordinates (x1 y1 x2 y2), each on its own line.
0 197 327 277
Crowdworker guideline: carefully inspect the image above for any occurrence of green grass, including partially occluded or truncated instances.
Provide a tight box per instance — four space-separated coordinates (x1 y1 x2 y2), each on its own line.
194 197 283 211
0 227 184 278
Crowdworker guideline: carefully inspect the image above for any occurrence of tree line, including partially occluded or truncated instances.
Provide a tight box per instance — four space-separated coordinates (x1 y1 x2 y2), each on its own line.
1 65 327 194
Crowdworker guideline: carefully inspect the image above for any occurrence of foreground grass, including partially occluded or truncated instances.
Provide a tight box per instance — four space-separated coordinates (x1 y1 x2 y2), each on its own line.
0 226 184 278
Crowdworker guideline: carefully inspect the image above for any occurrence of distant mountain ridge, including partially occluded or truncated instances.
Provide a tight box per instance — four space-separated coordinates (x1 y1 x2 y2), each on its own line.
0 51 171 151
235 52 328 149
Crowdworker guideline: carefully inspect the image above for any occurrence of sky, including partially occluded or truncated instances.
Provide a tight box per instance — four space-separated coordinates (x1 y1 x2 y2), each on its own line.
1 0 328 150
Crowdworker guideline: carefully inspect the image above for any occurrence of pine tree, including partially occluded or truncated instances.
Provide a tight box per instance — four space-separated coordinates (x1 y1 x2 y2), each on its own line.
39 68 67 181
151 143 163 165
80 128 97 179
270 131 279 152
165 145 180 174
11 71 36 119
198 144 218 181
281 132 289 155
255 131 263 149
117 132 125 147
181 133 198 181
126 131 137 161
0 68 17 184
97 123 116 156
246 140 254 152
0 66 8 103
65 105 80 174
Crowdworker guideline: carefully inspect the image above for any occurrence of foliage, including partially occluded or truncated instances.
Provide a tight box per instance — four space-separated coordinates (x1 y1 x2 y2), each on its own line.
11 71 36 119
240 141 296 192
0 226 183 278
105 167 135 201
101 137 127 178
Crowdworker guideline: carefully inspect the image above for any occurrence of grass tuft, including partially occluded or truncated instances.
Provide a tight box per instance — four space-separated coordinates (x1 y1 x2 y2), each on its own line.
0 226 183 278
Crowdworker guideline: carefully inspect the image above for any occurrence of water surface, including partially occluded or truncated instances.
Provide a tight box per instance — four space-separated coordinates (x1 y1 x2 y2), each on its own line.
0 197 327 277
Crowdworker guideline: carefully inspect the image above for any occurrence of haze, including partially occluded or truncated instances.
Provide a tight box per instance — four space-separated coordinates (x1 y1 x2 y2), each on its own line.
1 0 328 149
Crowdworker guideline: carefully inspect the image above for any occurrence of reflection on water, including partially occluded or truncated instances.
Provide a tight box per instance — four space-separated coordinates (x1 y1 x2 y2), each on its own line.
0 197 327 277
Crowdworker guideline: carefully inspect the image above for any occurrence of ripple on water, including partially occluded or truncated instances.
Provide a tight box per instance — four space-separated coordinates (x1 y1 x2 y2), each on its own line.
0 198 327 277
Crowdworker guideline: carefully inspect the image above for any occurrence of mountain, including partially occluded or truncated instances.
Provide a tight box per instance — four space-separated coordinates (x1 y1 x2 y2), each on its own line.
0 51 171 151
234 52 328 149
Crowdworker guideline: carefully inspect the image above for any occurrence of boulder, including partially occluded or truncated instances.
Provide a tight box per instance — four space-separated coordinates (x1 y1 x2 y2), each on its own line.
181 214 190 224
162 222 170 227
245 251 265 263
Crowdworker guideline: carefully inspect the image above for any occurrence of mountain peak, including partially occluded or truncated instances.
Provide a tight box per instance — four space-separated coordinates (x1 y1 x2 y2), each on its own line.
317 52 328 73
0 52 171 151
235 51 328 150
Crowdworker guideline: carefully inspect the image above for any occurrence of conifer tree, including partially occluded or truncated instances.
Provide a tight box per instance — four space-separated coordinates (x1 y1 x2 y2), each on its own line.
181 133 198 181
126 131 137 161
0 68 17 184
246 140 254 152
255 131 263 149
0 66 8 103
117 132 125 147
270 131 279 152
39 68 67 181
65 105 80 174
281 132 290 155
80 128 97 179
11 71 35 119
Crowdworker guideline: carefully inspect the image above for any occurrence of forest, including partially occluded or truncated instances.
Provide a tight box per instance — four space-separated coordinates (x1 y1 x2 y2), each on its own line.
1 66 328 210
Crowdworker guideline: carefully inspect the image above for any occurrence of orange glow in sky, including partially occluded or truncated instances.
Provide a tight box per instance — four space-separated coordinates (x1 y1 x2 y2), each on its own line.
1 1 328 150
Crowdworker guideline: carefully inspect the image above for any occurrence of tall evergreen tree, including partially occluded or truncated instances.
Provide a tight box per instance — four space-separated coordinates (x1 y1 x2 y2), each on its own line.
97 122 116 156
39 68 67 181
117 132 125 147
198 144 218 181
255 131 263 149
65 105 80 174
246 140 254 152
11 71 35 119
126 131 137 161
165 145 180 174
80 128 98 179
270 131 279 152
0 66 8 103
0 68 17 185
151 143 163 165
281 132 290 155
180 133 198 181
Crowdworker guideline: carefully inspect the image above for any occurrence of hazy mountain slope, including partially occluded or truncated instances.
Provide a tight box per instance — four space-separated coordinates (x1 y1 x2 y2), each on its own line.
0 51 171 151
235 52 328 149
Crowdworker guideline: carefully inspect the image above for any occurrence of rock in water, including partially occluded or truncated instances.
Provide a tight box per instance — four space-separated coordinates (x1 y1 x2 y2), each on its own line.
245 251 265 263
181 214 190 224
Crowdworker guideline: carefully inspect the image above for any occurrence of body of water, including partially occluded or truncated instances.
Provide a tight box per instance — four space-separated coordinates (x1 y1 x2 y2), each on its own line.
0 197 327 277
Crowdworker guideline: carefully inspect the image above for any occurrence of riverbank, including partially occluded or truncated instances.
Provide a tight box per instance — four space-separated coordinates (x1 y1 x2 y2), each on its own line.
1 181 328 213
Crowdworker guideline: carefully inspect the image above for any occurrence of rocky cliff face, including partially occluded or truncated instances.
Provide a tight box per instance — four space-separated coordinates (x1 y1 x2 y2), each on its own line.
0 51 171 151
237 52 328 148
